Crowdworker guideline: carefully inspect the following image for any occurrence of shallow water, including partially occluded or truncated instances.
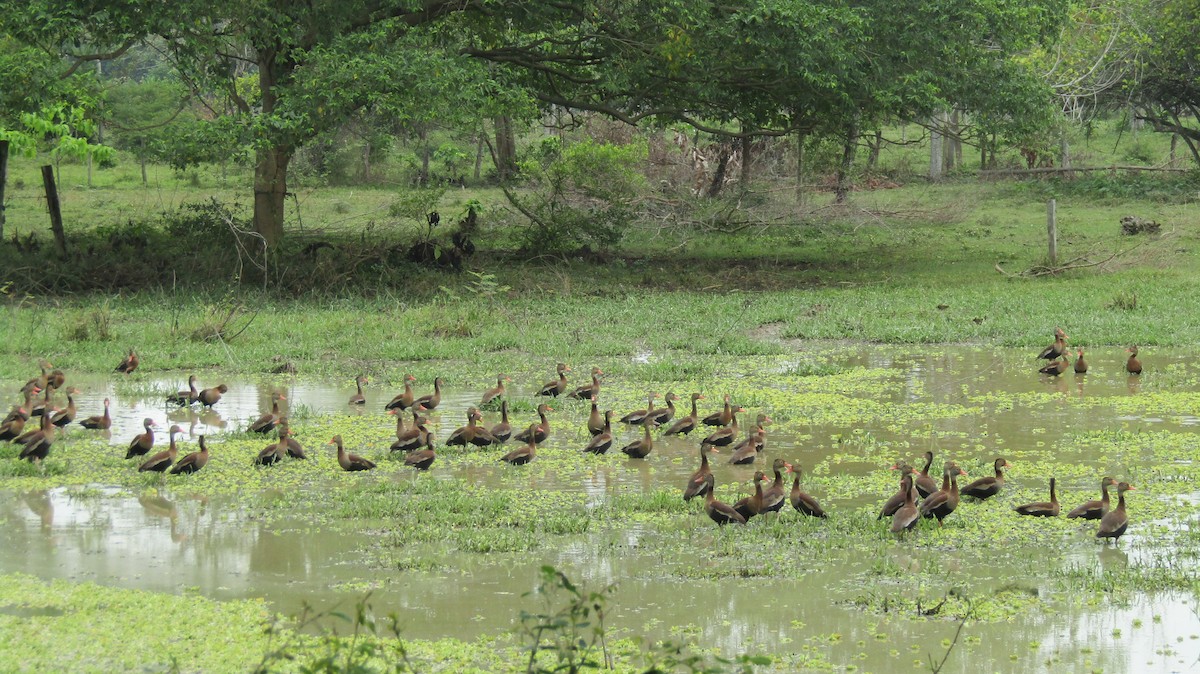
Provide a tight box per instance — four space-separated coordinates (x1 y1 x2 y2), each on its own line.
3 346 1200 672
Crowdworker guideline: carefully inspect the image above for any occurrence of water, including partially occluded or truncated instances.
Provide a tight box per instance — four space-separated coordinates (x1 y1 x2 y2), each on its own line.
3 346 1199 672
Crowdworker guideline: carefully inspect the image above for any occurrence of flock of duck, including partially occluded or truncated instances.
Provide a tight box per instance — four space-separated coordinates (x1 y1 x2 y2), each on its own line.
0 331 1139 543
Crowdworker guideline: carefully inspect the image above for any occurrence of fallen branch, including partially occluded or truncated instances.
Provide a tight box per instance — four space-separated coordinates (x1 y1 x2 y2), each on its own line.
995 230 1168 278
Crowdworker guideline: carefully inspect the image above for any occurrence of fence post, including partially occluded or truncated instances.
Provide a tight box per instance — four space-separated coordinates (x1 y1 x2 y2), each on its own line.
1047 199 1057 265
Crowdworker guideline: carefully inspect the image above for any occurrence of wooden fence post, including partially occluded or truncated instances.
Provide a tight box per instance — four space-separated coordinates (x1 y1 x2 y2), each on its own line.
1047 198 1057 265
41 165 67 255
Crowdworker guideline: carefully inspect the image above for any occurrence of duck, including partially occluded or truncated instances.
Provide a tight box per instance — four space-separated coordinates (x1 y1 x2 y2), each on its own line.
480 374 510 406
682 444 718 501
702 474 746 526
914 451 938 498
661 393 705 436
49 387 80 427
619 421 656 459
248 392 286 434
254 433 286 466
620 392 659 426
330 434 376 471
645 392 679 427
733 471 767 521
141 426 183 472
30 385 56 418
880 464 918 519
170 435 210 475
1039 355 1070 376
790 465 827 518
125 418 159 459
583 411 614 454
568 367 603 400
513 404 552 444
890 475 921 533
446 408 486 447
1074 349 1088 374
46 368 65 392
0 408 28 441
1038 327 1068 360
500 425 539 465
78 399 111 431
701 406 745 450
277 421 306 459
1015 477 1060 517
348 375 368 405
1125 346 1142 374
167 375 199 406
115 348 139 374
586 396 605 436
701 394 732 427
413 377 443 411
919 462 967 525
404 434 437 470
489 400 513 443
1096 482 1134 542
16 415 55 462
959 457 1009 500
728 413 771 463
390 408 430 453
1067 476 1117 520
536 363 571 397
384 373 418 411
197 384 229 408
760 458 794 513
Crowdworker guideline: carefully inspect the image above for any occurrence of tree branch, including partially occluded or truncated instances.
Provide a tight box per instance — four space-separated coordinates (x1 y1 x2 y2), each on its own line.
60 39 138 78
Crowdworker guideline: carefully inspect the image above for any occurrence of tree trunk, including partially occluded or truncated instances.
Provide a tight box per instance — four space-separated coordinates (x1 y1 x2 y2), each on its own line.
1059 126 1071 170
1171 133 1178 166
493 116 517 182
929 112 945 180
943 111 958 173
41 165 67 255
139 139 148 186
474 132 484 181
418 126 430 185
866 130 882 171
0 140 8 241
707 142 732 198
834 122 860 204
739 127 752 189
362 141 371 182
795 130 807 206
253 145 290 247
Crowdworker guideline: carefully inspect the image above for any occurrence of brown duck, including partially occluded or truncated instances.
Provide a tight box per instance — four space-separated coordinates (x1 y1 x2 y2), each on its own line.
568 367 604 400
619 421 656 459
645 392 679 427
331 434 376 471
701 406 745 450
446 408 486 447
1125 346 1142 374
728 413 771 464
490 400 513 443
167 375 199 406
790 465 827 518
248 392 286 434
1015 477 1060 517
49 387 79 427
480 374 510 406
500 425 539 465
583 411 614 454
141 426 184 472
1067 476 1117 520
890 475 921 533
1039 355 1070 376
682 444 718 501
384 373 418 411
348 375 368 405
115 348 139 374
0 408 28 441
125 418 159 459
960 457 1009 500
197 384 229 408
17 415 55 462
78 398 112 431
880 464 918 519
733 471 767 521
760 458 794 513
254 432 286 467
390 407 430 453
1096 482 1134 542
537 363 571 397
513 404 552 444
414 377 443 411
702 474 746 525
661 393 705 436
170 435 210 475
919 462 967 525
620 392 659 426
914 451 938 498
1038 327 1068 360
404 434 437 470
1073 349 1088 374
278 421 306 459
586 396 605 436
702 394 732 427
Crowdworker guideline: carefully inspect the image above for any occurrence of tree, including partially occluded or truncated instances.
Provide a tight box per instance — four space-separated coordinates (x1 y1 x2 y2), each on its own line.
1130 0 1200 164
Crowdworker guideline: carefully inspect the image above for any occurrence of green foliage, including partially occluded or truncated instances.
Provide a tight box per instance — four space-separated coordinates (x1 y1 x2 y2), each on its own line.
519 565 615 673
510 139 647 253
